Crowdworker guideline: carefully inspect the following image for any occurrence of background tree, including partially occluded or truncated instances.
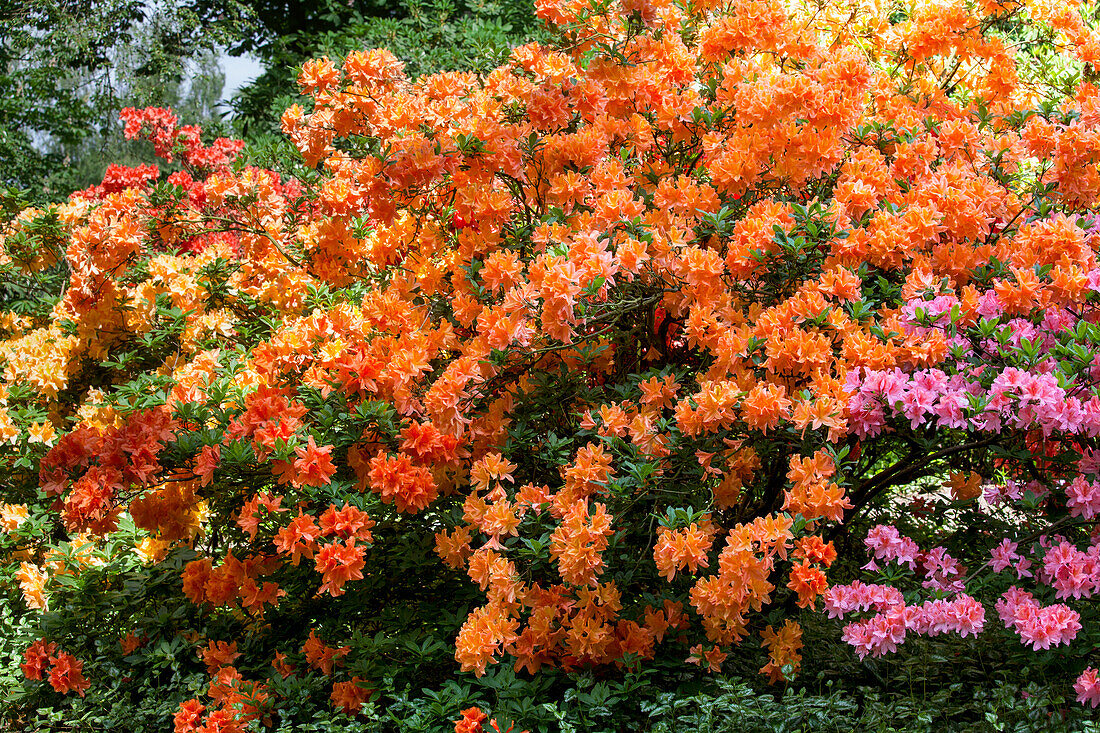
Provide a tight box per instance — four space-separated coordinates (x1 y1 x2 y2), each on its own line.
0 0 246 199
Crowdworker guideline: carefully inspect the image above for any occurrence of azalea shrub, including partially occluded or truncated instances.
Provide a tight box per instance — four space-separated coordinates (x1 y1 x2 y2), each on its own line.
4 0 1100 729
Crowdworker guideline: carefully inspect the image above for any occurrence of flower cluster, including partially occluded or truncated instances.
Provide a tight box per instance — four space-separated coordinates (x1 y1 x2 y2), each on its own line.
5 0 1100 716
21 641 90 697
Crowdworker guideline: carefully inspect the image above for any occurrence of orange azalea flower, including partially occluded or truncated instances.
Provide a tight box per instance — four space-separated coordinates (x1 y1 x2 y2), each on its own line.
946 470 983 502
331 677 373 714
202 640 242 675
478 499 522 543
367 450 439 513
794 536 837 567
302 630 349 676
173 699 205 733
314 539 366 597
271 651 295 678
291 436 337 488
273 512 320 566
27 420 55 444
653 524 713 582
455 604 520 676
686 643 727 673
120 631 145 655
454 707 487 733
740 383 791 434
21 639 57 680
181 557 213 605
760 620 803 683
787 560 829 609
558 443 615 508
298 57 340 94
470 452 518 490
47 651 90 696
319 503 375 542
236 492 286 540
549 502 614 586
435 525 474 570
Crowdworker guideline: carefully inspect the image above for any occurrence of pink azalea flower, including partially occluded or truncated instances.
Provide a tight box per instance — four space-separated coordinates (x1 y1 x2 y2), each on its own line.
990 540 1020 573
1066 477 1100 520
1075 668 1100 708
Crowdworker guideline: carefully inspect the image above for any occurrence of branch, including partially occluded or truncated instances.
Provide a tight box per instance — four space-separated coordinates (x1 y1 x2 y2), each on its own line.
827 434 1004 540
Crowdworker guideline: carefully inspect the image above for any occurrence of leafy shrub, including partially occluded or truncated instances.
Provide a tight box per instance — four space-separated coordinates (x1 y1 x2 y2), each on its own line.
3 0 1100 730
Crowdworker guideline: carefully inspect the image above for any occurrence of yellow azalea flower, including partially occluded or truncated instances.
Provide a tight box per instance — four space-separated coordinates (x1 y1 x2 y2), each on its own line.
135 536 170 564
0 410 18 443
0 503 28 532
16 562 47 610
27 420 55 445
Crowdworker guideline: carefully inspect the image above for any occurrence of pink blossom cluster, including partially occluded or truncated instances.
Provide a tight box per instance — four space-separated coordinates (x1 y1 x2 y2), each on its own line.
847 289 1100 442
981 478 1026 506
830 529 987 658
864 525 920 568
1065 476 1100 519
995 587 1082 651
1076 668 1100 708
1040 539 1100 600
899 292 1019 356
900 293 1084 355
1075 447 1100 475
846 365 1100 439
920 546 965 594
844 292 1100 707
989 539 1033 579
823 580 904 618
832 590 986 659
863 525 964 592
907 595 985 638
840 604 909 657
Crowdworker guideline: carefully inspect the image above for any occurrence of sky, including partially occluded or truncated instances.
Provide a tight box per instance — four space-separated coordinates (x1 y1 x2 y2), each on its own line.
217 52 265 114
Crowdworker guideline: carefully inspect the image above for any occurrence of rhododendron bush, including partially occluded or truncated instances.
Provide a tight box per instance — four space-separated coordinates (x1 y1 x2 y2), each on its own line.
5 0 1100 727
